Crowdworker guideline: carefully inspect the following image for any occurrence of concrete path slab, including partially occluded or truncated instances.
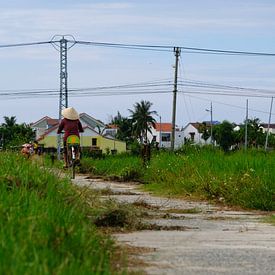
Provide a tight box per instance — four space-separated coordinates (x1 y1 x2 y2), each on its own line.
73 175 275 275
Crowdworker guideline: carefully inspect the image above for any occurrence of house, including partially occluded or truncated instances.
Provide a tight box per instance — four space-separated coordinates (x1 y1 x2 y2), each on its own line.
102 124 118 138
234 123 275 134
30 116 59 140
181 122 220 145
260 124 275 134
182 123 209 145
31 113 126 153
148 122 185 149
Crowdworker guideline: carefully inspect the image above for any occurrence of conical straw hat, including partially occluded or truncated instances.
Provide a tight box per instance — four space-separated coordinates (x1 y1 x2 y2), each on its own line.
61 107 79 120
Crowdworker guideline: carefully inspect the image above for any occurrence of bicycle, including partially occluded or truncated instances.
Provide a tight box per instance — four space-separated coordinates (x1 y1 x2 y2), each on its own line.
66 135 81 179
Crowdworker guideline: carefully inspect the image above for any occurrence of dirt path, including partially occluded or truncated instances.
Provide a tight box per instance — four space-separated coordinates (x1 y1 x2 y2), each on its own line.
73 175 275 275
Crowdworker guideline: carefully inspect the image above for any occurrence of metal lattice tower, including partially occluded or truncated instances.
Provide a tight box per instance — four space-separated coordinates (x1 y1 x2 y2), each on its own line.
59 37 68 118
51 35 76 160
57 37 68 159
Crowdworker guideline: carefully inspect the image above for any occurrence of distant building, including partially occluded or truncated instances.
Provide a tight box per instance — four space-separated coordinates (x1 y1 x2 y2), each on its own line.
30 116 59 141
103 124 118 138
182 122 208 145
31 113 126 153
148 122 184 149
260 124 275 134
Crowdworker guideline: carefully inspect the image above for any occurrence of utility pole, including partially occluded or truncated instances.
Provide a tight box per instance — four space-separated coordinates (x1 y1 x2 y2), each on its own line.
156 114 162 148
210 102 213 146
159 115 162 148
206 102 213 145
171 47 181 151
265 96 273 151
245 99 248 151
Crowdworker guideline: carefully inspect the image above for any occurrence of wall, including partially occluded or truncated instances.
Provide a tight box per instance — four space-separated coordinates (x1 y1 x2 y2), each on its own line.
39 130 126 153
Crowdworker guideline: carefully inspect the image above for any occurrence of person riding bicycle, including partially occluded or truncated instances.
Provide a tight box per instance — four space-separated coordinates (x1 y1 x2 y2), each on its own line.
57 107 84 168
21 143 33 158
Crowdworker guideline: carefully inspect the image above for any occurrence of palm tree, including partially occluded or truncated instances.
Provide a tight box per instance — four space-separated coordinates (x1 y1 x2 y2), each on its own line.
2 116 16 128
129 100 157 143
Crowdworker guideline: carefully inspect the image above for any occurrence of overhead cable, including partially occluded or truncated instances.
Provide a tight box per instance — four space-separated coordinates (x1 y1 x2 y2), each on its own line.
0 41 54 48
73 40 275 56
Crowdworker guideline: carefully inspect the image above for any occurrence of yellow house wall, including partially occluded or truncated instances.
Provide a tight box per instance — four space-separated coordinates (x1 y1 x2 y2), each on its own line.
96 136 126 153
40 135 126 153
80 136 93 147
40 136 57 148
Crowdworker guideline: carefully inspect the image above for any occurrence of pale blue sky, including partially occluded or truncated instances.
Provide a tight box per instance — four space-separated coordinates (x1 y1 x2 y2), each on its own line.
0 0 275 126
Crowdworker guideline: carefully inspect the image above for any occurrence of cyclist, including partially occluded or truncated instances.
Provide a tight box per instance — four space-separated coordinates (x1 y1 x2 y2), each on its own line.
57 107 84 168
21 143 33 158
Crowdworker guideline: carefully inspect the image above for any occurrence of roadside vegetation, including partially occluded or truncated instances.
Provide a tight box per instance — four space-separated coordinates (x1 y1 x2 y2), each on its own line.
80 146 275 211
0 152 128 274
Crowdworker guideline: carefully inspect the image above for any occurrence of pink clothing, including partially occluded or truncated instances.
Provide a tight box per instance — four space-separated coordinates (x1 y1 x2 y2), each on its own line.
57 118 84 141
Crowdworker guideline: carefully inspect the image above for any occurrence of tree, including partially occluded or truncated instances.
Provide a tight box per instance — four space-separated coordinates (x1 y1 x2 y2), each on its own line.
0 116 35 148
128 100 157 143
235 118 265 148
213 120 235 151
198 122 211 143
111 112 133 144
3 116 17 128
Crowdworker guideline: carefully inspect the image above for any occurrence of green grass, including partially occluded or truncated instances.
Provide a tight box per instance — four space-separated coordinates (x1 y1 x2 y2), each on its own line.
80 147 275 211
265 215 275 225
80 154 143 181
0 152 122 274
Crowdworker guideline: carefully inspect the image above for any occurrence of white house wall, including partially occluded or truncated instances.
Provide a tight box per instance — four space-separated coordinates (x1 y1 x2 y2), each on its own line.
182 124 211 145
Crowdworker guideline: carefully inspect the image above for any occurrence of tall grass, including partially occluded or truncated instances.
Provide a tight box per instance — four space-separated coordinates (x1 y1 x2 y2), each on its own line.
81 147 275 210
144 147 275 210
0 152 118 274
80 154 143 181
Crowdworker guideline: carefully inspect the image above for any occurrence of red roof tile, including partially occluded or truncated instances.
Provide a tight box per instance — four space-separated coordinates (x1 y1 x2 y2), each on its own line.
155 123 172 132
106 124 118 129
46 118 59 127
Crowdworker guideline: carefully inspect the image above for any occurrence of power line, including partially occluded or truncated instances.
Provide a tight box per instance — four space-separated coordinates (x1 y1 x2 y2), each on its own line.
0 38 274 57
0 77 275 98
0 41 54 48
183 93 275 116
73 40 275 57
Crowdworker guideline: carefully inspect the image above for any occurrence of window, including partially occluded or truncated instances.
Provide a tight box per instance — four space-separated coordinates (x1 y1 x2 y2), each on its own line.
92 138 97 146
152 135 157 142
189 132 195 141
161 133 171 142
105 129 115 136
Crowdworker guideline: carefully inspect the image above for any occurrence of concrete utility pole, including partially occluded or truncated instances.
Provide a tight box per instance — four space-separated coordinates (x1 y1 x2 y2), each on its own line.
210 102 213 146
171 47 181 151
245 99 248 150
156 114 162 148
265 96 274 151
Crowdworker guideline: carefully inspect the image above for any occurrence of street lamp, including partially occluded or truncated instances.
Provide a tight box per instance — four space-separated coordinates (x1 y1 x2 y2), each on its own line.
205 102 213 146
156 113 162 148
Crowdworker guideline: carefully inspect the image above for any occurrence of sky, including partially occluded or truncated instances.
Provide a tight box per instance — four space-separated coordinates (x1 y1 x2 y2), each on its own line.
0 0 275 127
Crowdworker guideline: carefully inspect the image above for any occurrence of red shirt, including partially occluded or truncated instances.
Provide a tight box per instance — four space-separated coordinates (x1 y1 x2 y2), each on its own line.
57 118 84 141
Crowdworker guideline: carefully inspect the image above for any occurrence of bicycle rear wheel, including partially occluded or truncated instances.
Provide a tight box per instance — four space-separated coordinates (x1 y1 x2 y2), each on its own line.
70 145 79 179
72 159 76 179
